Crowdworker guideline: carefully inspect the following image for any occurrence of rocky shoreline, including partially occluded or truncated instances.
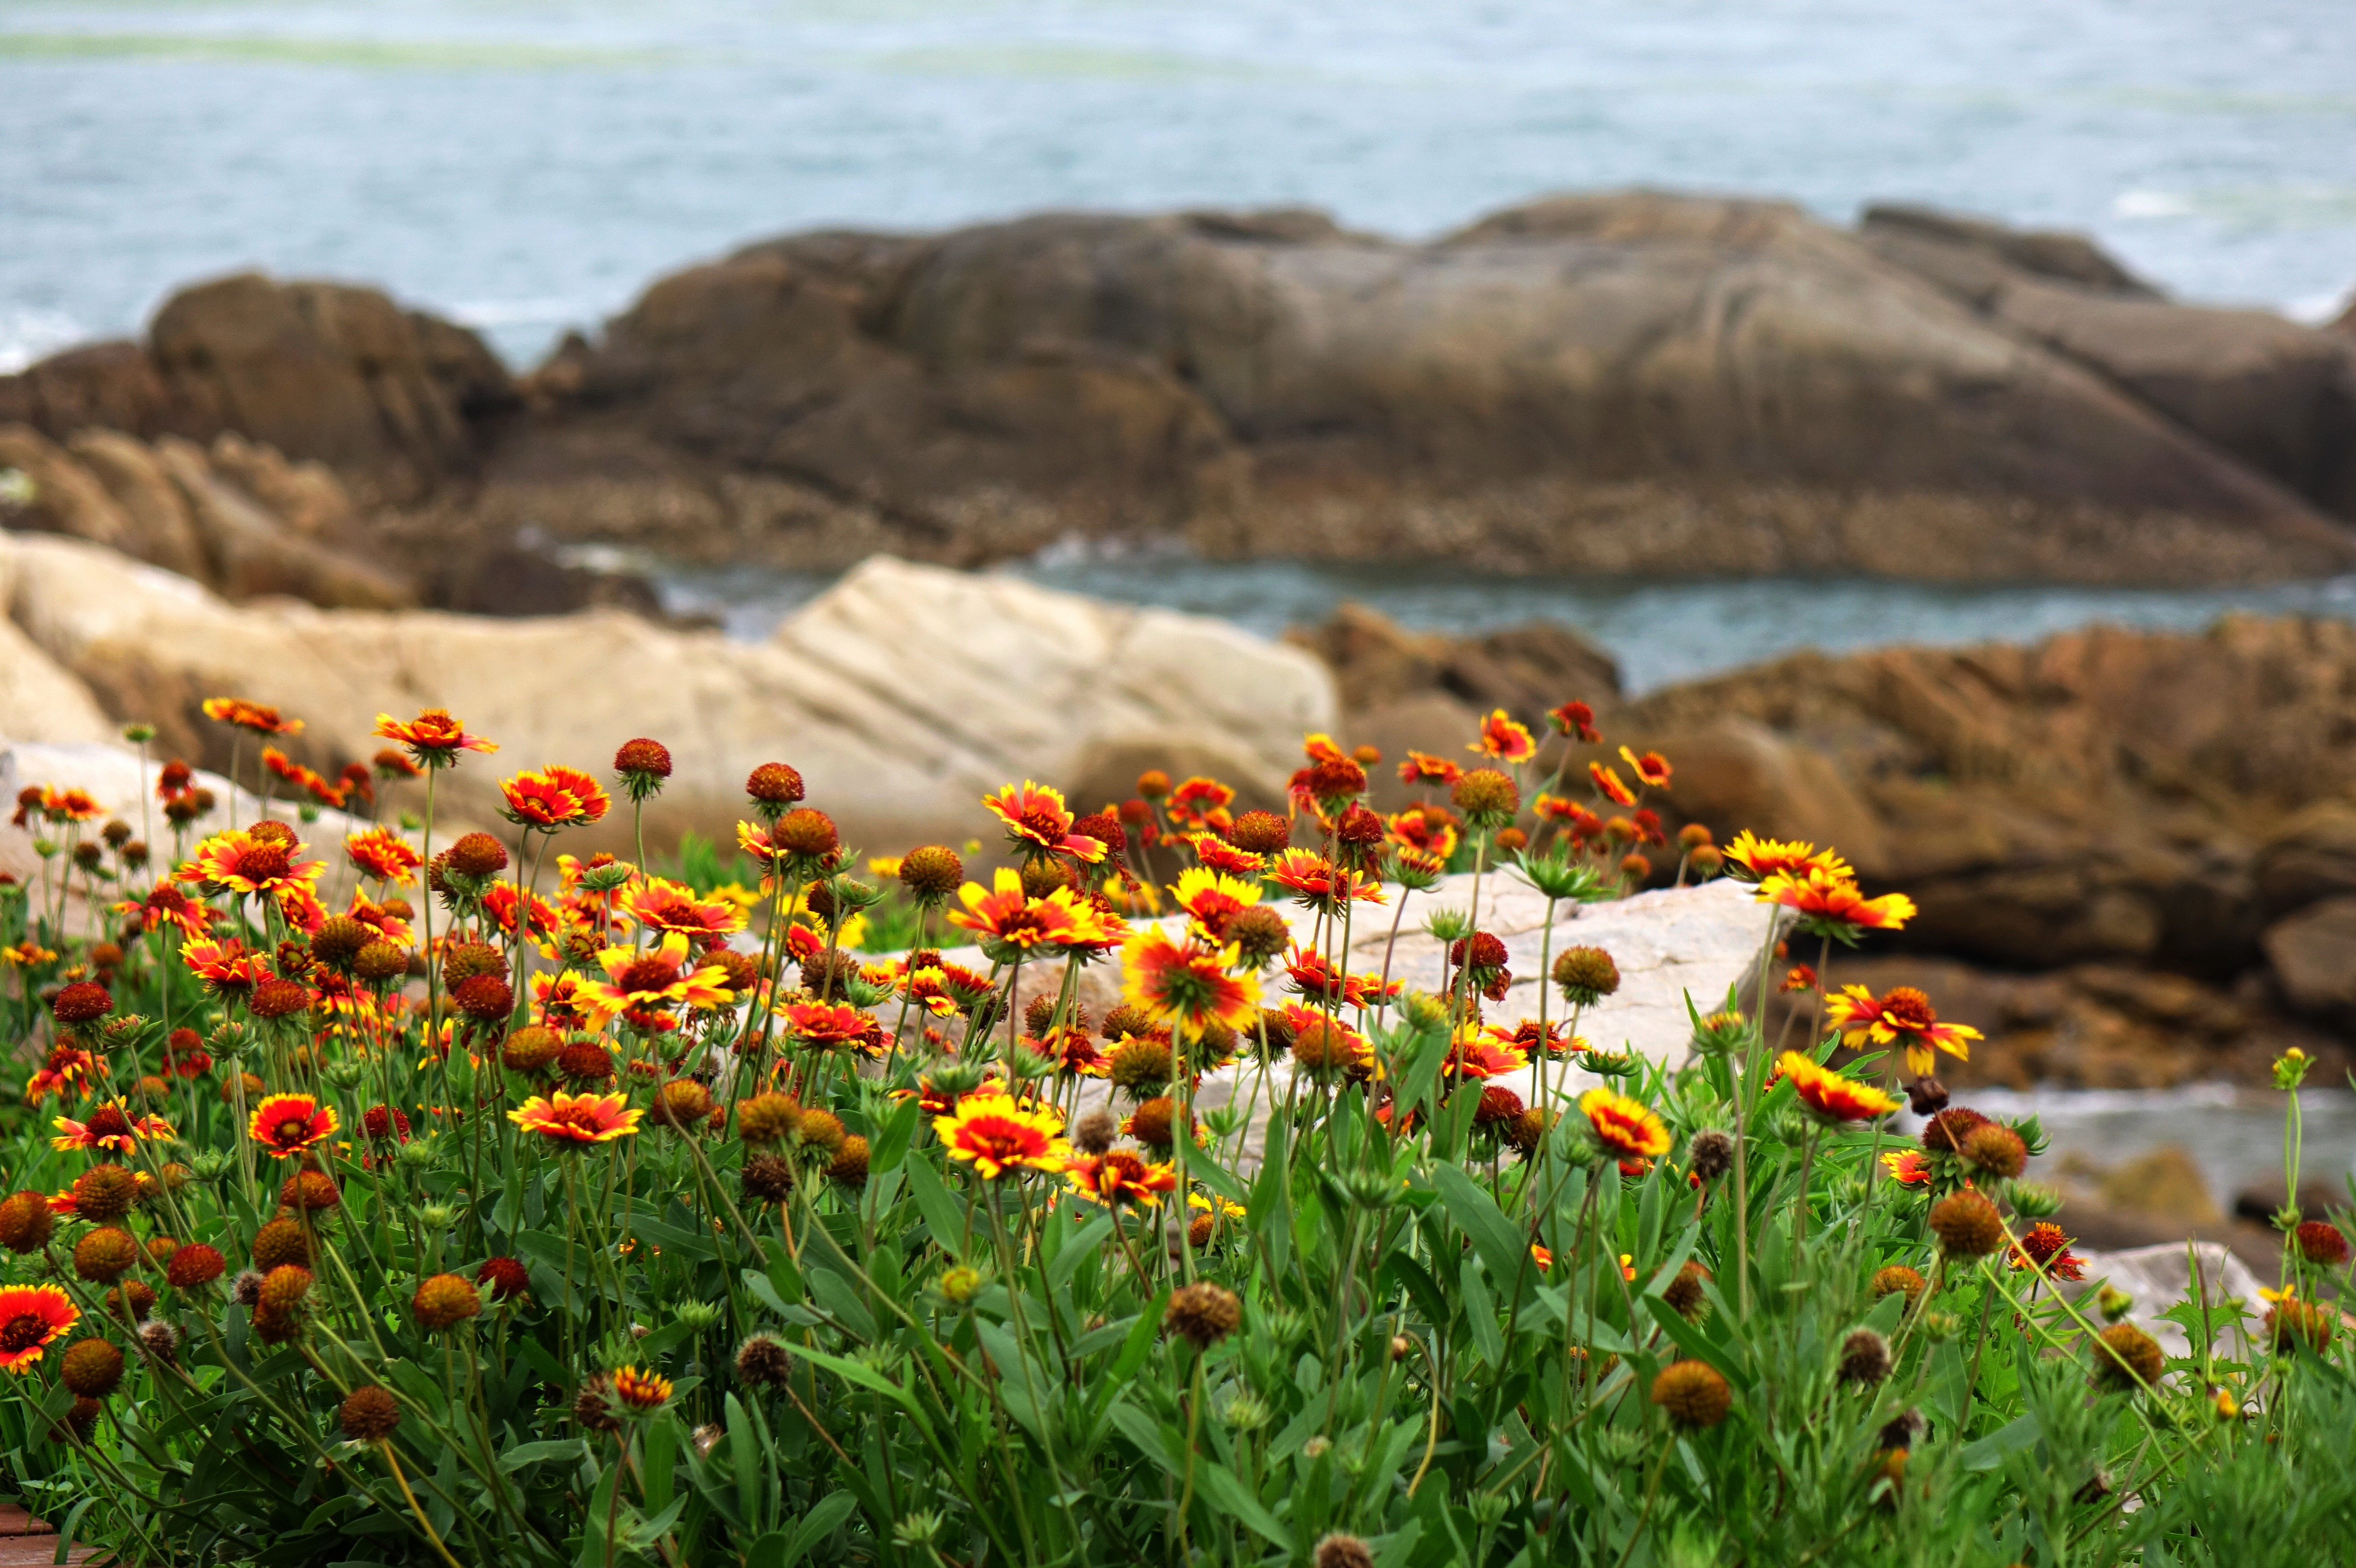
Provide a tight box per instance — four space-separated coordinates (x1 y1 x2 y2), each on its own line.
5 191 2356 605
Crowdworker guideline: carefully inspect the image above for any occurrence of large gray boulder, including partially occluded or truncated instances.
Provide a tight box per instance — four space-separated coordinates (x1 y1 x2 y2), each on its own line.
479 190 2356 585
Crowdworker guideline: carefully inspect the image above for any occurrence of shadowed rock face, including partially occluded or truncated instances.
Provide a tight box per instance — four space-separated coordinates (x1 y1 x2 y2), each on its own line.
8 192 2354 595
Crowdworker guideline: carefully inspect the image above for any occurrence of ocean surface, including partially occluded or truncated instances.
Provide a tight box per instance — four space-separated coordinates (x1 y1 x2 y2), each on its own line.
4 0 2355 375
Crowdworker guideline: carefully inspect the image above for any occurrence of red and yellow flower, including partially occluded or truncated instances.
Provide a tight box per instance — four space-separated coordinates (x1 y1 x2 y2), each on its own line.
1172 867 1262 944
1063 1150 1178 1208
982 781 1106 863
1267 849 1385 912
1759 867 1916 941
1774 1051 1902 1122
1123 929 1260 1035
1386 806 1460 863
1720 830 1849 884
1580 1088 1670 1162
1589 762 1637 808
248 1093 338 1158
1444 1027 1528 1081
623 877 747 939
182 939 269 993
1825 985 1979 1075
373 708 497 766
1470 710 1537 764
509 1091 644 1145
344 826 421 887
180 829 324 896
0 1285 79 1375
1619 747 1672 789
1189 834 1266 877
1397 750 1465 789
947 869 1114 955
1164 778 1235 834
1549 701 1601 744
202 697 301 736
1880 1150 1931 1186
574 932 735 1027
783 1000 877 1053
52 1101 173 1154
499 766 611 828
933 1094 1070 1180
2010 1221 2086 1281
121 880 214 939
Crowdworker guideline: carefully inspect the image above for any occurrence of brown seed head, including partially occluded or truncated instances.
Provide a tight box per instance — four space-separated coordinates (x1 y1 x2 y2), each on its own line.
1688 1129 1735 1182
1839 1328 1893 1384
2093 1322 2165 1390
1072 1107 1118 1156
736 1333 792 1387
340 1384 403 1442
502 1024 563 1073
558 1041 615 1083
353 941 409 982
1164 1281 1242 1349
52 981 113 1025
649 1078 714 1129
775 808 838 858
1663 1261 1711 1320
1927 1190 2005 1257
252 1218 311 1271
1313 1536 1375 1568
746 762 805 805
574 1375 620 1432
248 978 311 1019
447 833 509 877
1290 1019 1359 1076
2294 1220 2351 1267
0 1190 54 1253
278 1170 341 1212
614 738 673 780
741 1154 795 1204
72 1164 140 1224
441 942 506 983
74 1226 140 1283
736 1092 802 1145
899 844 965 899
1650 1359 1733 1428
1960 1123 2028 1179
795 1108 847 1154
1136 770 1171 800
1129 1096 1178 1149
411 1273 482 1331
1552 946 1621 1004
1451 767 1519 823
60 1338 125 1399
1108 1034 1174 1096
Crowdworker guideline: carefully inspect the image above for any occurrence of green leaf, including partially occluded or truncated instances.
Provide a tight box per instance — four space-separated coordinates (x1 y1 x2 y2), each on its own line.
1461 1257 1505 1369
805 1263 879 1342
779 1342 924 1418
498 1439 587 1470
868 1095 922 1175
1192 1460 1291 1550
1048 1211 1115 1295
1961 1413 2041 1472
1432 1162 1527 1289
1106 1399 1181 1476
781 1491 858 1567
904 1154 971 1259
726 1393 761 1537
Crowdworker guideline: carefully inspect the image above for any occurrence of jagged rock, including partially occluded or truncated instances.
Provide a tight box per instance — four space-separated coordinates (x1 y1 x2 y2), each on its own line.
0 274 516 503
2261 896 2356 1025
62 429 209 580
1862 204 2356 518
147 437 413 609
0 536 1333 856
454 192 2356 585
0 424 141 555
1287 602 1618 723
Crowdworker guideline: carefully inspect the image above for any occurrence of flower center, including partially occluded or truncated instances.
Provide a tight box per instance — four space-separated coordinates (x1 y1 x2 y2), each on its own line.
617 958 676 994
239 846 292 883
0 1313 46 1353
1881 989 1936 1030
275 1117 311 1145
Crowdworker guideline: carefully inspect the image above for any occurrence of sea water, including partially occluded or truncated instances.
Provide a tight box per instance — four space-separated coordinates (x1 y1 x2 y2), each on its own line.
4 0 2355 373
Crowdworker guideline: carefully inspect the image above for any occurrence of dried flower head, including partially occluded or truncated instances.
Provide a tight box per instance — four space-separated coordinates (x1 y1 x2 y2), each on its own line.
73 1164 140 1224
2294 1221 2349 1267
502 1025 563 1074
74 1227 140 1284
447 833 509 878
1164 1282 1242 1349
411 1273 482 1331
166 1243 225 1290
341 1384 403 1442
1838 1329 1893 1384
476 1256 530 1302
59 1337 125 1399
0 1190 55 1254
1927 1190 2005 1257
1551 946 1621 1006
737 1092 803 1145
1650 1359 1733 1428
746 762 806 808
736 1333 792 1387
2093 1322 2165 1391
1313 1536 1375 1568
1663 1261 1711 1320
741 1155 795 1205
1688 1130 1735 1183
1871 1265 1927 1307
1960 1122 2028 1179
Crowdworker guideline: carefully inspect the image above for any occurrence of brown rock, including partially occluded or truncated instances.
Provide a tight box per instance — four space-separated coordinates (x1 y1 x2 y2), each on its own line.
1863 203 2356 519
467 193 2355 584
0 274 514 503
1287 602 1617 724
2262 896 2356 1024
0 425 139 554
2253 801 2356 921
148 437 414 610
2091 1145 2222 1227
1640 717 1892 878
62 429 209 580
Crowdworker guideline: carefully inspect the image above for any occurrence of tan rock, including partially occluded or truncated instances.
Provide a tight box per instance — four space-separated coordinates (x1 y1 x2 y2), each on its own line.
0 424 138 553
2262 896 2356 1023
0 537 1333 857
63 428 209 580
0 619 114 746
149 437 414 609
205 432 358 538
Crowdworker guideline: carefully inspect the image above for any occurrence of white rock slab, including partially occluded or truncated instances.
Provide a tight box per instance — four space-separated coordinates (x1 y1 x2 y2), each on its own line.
2068 1241 2265 1364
